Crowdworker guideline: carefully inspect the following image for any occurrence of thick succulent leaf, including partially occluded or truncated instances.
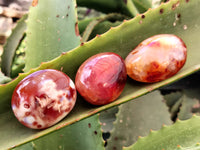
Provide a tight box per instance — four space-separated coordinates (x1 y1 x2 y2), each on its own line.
178 94 198 120
11 36 26 78
78 14 124 41
0 0 200 148
99 106 118 132
123 115 200 150
164 91 183 109
164 91 200 121
85 20 122 41
180 88 200 119
77 0 162 16
169 94 183 120
24 0 81 72
121 0 140 17
106 91 171 150
0 71 11 84
80 13 124 42
175 143 200 150
12 114 105 150
132 0 162 12
77 0 138 17
184 88 200 100
1 14 27 76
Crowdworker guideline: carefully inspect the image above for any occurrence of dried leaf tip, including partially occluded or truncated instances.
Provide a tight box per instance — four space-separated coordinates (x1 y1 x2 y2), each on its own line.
192 114 197 117
96 34 101 37
138 136 142 139
32 0 38 7
75 22 79 36
61 52 66 55
123 19 127 22
172 1 180 10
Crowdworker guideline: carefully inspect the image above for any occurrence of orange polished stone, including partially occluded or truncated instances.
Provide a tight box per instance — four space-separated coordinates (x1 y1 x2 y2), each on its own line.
75 52 127 105
125 34 187 83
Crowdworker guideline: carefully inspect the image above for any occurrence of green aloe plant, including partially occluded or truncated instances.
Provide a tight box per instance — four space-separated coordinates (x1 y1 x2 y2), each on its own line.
0 0 200 149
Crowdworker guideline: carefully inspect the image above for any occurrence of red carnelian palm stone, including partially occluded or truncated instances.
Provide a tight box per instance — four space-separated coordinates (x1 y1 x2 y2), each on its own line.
125 34 187 83
12 69 76 129
75 52 127 105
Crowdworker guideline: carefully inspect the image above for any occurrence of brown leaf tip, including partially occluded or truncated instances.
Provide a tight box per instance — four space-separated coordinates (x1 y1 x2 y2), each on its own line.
172 1 180 10
96 34 101 37
75 22 80 36
32 0 38 7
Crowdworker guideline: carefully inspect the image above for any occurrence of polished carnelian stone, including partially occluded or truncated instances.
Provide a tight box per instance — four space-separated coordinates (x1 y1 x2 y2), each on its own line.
75 52 127 105
125 34 187 83
12 69 76 129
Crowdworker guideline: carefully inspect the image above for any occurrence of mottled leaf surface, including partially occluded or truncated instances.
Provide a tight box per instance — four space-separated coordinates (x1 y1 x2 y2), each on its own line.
106 91 171 150
24 0 81 71
12 114 104 150
124 115 200 150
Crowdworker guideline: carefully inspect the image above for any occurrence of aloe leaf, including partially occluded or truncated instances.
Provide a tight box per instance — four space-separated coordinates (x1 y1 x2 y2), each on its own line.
175 143 200 150
132 0 162 13
77 0 138 17
164 91 183 109
12 114 105 150
123 115 200 150
11 36 26 78
164 90 200 121
81 13 124 42
1 14 27 77
99 106 118 132
132 0 152 10
121 0 139 17
170 94 183 120
106 91 172 150
85 20 122 41
184 88 200 100
178 88 200 120
0 0 200 148
24 0 81 72
77 0 162 16
78 15 123 41
178 94 198 120
0 71 11 84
